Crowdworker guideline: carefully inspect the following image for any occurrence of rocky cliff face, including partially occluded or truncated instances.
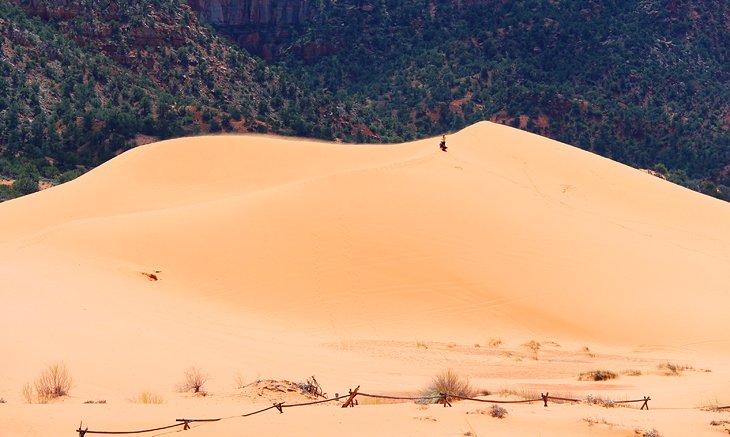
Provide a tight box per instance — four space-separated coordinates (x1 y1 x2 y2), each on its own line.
189 0 330 61
10 0 190 56
189 0 315 26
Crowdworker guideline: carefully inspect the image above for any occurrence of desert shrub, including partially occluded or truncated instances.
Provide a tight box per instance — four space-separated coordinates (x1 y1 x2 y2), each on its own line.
0 397 5 403
642 428 663 437
234 373 246 389
178 366 209 394
522 340 541 360
622 369 642 376
21 382 35 404
488 338 503 348
586 395 615 408
131 390 164 404
658 362 692 376
710 420 730 426
34 362 73 400
422 369 476 402
579 370 617 381
489 404 508 418
298 376 325 398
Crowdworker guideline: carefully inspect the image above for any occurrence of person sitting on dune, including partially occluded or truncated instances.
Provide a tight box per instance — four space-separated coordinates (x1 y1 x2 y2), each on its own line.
439 135 447 152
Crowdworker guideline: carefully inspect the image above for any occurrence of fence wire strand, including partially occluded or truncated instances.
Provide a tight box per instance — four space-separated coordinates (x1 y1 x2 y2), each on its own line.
76 389 651 435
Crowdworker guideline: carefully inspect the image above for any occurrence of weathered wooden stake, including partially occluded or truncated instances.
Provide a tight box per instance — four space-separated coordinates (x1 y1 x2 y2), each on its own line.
183 420 190 430
274 402 284 413
640 396 650 410
541 392 549 407
342 386 360 408
439 393 452 408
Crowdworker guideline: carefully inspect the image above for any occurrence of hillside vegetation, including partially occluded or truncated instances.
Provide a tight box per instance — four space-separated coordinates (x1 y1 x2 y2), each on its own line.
1 0 729 202
0 0 365 200
271 0 730 200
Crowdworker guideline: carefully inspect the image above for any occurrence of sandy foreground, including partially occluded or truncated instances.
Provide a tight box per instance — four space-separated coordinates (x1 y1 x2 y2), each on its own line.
1 121 730 436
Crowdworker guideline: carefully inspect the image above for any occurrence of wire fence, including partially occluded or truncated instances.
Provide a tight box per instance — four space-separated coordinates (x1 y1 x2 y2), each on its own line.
76 387 655 436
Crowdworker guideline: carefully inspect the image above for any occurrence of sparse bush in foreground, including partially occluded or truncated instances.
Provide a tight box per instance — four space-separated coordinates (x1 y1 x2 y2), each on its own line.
33 362 73 402
641 428 663 437
579 370 617 381
422 369 476 403
131 390 164 404
489 404 508 418
178 366 209 394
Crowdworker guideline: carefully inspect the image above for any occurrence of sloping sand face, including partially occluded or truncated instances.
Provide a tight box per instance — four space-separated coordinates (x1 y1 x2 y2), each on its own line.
1 122 729 435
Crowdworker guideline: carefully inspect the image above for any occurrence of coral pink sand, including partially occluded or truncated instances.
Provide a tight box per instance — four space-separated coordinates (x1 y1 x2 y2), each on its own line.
1 122 729 436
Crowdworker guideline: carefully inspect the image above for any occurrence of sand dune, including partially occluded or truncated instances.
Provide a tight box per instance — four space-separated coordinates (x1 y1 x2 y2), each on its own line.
2 121 730 435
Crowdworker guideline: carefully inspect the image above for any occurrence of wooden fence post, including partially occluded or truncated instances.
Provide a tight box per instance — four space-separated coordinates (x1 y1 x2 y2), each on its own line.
342 386 360 408
439 393 452 407
641 396 650 410
541 392 549 407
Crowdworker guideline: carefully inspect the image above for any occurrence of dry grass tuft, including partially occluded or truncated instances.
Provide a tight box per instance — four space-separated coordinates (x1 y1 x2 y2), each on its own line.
423 369 476 402
579 370 617 381
488 338 503 348
658 362 693 376
583 416 617 427
23 362 73 403
638 428 663 437
498 387 539 401
234 372 246 389
21 382 36 404
416 341 429 349
522 340 541 360
622 369 642 376
131 390 165 404
586 394 615 408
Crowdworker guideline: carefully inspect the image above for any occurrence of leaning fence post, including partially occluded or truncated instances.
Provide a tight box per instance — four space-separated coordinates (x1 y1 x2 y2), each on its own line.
78 421 87 437
274 402 284 413
541 392 549 407
641 396 650 410
439 393 452 408
342 386 360 408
